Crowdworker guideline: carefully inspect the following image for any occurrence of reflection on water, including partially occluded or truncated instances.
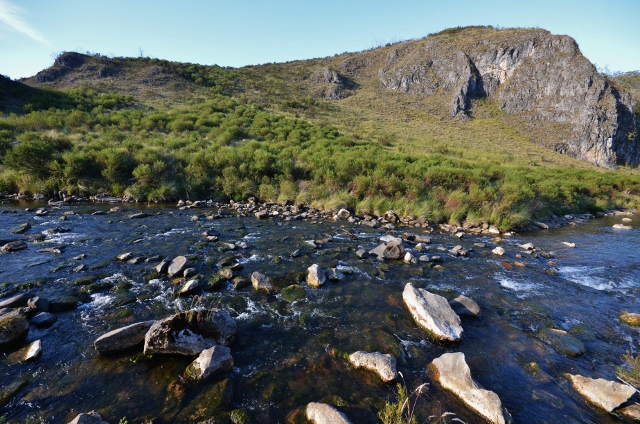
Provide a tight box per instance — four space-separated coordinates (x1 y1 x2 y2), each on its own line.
0 203 638 423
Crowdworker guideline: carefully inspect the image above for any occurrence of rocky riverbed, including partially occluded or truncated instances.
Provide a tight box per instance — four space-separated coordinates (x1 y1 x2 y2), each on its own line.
0 200 639 423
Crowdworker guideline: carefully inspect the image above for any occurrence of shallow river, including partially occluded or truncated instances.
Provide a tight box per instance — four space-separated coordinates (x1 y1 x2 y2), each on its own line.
1 202 639 423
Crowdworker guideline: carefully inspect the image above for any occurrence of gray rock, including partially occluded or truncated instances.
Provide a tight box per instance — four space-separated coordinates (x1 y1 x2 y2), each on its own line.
369 241 405 260
492 247 505 256
168 256 188 277
186 345 234 381
2 240 27 252
67 411 108 424
251 272 273 292
449 295 480 317
306 402 352 424
567 374 635 412
402 283 463 342
24 339 42 361
255 210 268 219
360 219 378 228
129 212 149 219
349 351 397 382
307 264 326 288
325 268 345 281
355 248 368 258
430 352 507 424
156 259 170 274
31 312 56 327
0 293 35 309
414 234 431 244
144 309 236 355
178 279 199 296
94 321 154 354
0 310 29 348
183 267 197 279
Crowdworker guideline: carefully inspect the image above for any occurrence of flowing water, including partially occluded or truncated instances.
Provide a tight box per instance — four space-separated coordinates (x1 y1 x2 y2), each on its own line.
1 202 639 423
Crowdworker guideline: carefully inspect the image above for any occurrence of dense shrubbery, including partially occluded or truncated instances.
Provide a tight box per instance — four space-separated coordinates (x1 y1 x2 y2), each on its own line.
1 89 639 229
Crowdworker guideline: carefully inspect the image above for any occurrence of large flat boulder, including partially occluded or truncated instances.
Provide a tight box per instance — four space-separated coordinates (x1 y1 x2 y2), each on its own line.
94 321 154 354
431 352 507 424
402 283 462 342
306 402 352 424
567 374 635 412
186 345 234 381
144 309 236 355
348 351 397 382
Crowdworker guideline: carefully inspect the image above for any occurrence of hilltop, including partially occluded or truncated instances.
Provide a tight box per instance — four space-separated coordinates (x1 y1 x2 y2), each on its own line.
1 26 640 228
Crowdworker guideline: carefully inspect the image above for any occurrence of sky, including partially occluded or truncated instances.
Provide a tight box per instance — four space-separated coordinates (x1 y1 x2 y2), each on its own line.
1 0 639 80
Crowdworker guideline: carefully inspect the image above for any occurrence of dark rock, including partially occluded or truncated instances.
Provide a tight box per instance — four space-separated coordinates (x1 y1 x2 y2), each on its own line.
49 295 81 312
280 284 306 302
539 328 585 356
144 309 236 355
0 377 29 408
0 293 35 309
31 312 56 327
0 311 29 348
13 223 31 234
27 296 49 312
183 267 197 279
2 240 27 252
176 378 233 421
156 259 171 274
67 411 109 424
94 321 154 354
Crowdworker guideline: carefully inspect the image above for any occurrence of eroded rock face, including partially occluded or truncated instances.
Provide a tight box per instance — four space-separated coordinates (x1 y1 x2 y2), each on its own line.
349 351 397 382
567 374 635 412
402 283 463 341
377 28 639 169
306 402 352 424
144 309 236 355
431 352 507 424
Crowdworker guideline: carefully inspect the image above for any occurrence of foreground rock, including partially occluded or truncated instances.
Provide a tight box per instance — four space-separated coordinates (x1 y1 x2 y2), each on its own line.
251 272 273 292
0 310 29 348
567 374 635 412
348 351 397 382
307 264 326 288
186 345 234 381
144 309 236 355
94 321 154 354
167 255 189 277
430 352 507 424
68 411 109 424
538 328 585 357
402 283 463 342
306 402 352 424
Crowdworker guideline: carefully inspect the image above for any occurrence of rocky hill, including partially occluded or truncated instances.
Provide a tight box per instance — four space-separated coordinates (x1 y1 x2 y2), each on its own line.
17 26 640 169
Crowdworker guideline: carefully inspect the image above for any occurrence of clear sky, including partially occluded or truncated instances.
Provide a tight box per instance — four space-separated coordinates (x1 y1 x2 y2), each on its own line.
1 0 639 80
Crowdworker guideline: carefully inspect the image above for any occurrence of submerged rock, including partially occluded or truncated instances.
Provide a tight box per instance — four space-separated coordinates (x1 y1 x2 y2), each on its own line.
144 309 236 355
430 352 507 424
186 345 234 381
307 264 326 288
0 377 29 408
566 374 635 412
2 240 27 252
31 312 56 328
94 321 154 354
449 295 480 317
348 351 397 382
539 328 585 357
306 402 352 424
251 272 273 292
67 411 109 424
0 310 29 348
402 283 463 342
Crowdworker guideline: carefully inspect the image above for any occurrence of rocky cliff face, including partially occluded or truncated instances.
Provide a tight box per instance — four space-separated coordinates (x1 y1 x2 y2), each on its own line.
376 28 639 169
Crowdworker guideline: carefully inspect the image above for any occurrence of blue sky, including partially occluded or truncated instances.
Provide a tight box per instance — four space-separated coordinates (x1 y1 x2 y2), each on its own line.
1 0 639 79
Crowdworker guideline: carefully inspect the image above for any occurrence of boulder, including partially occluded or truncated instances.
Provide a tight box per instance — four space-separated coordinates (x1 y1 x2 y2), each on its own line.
566 374 635 412
178 279 199 296
144 309 236 355
306 402 352 424
156 259 171 274
402 283 462 342
449 295 480 317
307 264 326 288
68 411 108 424
31 312 56 328
348 351 397 382
369 241 405 260
186 345 234 381
431 352 507 424
94 321 154 354
24 340 42 361
538 328 585 357
168 256 189 277
251 272 273 292
2 240 27 252
255 210 268 219
0 311 29 348
492 247 505 256
183 267 197 278
325 268 345 281
0 293 35 309
27 296 49 312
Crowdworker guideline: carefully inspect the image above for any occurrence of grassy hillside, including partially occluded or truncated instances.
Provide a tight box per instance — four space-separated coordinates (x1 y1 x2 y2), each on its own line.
2 27 640 229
